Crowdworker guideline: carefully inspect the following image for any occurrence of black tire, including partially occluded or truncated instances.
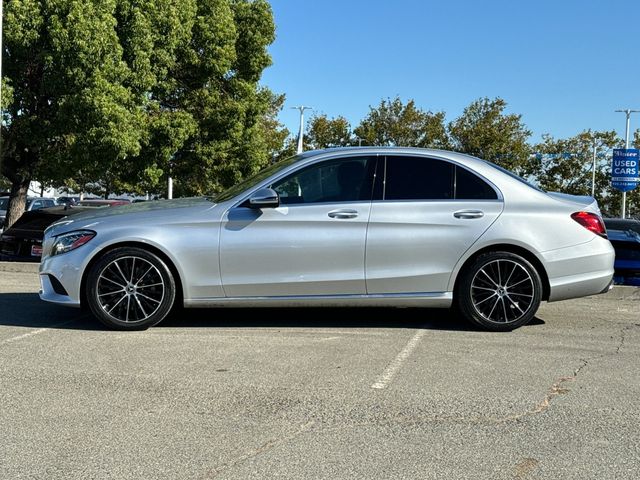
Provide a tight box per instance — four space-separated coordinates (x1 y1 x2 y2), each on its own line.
86 247 176 330
455 251 542 332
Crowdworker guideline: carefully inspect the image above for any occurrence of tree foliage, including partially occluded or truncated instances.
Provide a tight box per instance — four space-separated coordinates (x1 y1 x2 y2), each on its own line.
353 97 449 149
448 97 532 174
1 0 282 227
531 130 627 215
306 114 353 149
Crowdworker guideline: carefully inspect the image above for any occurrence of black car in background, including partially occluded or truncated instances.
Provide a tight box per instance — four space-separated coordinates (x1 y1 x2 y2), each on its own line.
0 206 79 261
603 218 640 287
0 200 131 261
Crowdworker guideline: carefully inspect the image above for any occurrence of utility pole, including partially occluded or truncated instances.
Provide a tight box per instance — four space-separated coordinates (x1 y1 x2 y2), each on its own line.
591 143 597 198
0 0 4 168
614 109 640 218
291 106 312 154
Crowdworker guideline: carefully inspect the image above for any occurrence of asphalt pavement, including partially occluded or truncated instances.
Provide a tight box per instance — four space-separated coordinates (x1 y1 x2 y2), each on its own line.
0 264 638 479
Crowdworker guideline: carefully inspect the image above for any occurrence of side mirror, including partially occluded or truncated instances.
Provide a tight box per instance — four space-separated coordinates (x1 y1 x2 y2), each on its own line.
249 188 280 209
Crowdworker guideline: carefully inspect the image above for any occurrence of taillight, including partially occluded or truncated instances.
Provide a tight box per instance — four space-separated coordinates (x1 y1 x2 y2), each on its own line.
571 212 607 238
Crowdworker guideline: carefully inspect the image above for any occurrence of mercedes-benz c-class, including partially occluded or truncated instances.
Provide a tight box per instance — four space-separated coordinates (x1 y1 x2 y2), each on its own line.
39 148 615 331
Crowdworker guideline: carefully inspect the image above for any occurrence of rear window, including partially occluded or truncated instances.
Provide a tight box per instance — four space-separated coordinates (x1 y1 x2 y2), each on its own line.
382 156 498 200
384 156 454 200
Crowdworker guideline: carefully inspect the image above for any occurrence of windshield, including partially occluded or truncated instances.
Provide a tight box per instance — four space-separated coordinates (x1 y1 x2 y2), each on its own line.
212 155 302 203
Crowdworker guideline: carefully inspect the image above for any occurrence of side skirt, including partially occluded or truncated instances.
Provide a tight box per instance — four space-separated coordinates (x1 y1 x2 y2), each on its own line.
183 292 453 308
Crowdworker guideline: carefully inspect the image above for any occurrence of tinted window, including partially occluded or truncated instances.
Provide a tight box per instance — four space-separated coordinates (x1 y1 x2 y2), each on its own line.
272 157 375 205
31 201 44 210
455 167 498 199
384 156 454 200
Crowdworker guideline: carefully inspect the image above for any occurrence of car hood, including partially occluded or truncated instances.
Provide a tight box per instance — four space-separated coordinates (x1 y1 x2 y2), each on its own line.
47 197 216 236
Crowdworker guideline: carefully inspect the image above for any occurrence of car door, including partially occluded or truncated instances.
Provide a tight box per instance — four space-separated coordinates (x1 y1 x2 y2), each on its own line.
220 156 378 297
365 155 504 294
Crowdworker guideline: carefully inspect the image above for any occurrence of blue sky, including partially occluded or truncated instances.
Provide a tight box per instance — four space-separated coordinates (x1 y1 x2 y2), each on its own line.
261 0 640 143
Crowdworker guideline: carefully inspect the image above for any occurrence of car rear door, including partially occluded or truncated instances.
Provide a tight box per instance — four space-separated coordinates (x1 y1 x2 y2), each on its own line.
365 155 504 294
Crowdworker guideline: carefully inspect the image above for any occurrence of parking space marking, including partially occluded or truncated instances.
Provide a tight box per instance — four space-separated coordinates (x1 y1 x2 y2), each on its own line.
0 318 81 345
371 329 426 390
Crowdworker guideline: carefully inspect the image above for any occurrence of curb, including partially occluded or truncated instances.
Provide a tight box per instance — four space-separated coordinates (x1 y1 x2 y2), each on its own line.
0 261 40 274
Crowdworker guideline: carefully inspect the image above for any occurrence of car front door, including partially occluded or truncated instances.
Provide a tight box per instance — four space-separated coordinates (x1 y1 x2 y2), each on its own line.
220 156 378 297
365 155 504 294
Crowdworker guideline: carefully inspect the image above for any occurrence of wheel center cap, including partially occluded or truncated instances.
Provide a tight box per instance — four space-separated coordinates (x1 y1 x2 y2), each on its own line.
497 287 506 297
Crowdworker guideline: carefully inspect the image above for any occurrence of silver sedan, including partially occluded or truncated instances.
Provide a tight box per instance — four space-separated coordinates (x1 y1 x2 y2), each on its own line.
39 147 615 331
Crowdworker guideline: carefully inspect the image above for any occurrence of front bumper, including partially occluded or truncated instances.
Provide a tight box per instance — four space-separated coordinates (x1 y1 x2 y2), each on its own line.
38 246 91 307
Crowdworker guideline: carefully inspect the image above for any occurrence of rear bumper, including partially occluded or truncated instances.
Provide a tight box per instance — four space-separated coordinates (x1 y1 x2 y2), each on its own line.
543 237 615 302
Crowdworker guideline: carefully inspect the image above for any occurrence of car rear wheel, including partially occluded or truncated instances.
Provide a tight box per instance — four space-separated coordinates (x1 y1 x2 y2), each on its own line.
86 247 176 330
456 252 542 331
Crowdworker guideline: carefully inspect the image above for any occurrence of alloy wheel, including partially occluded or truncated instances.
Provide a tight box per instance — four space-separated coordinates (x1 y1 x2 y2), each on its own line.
96 256 165 323
470 259 535 324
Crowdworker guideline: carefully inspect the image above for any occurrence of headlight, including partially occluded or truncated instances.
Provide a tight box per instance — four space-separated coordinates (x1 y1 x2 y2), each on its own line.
50 230 96 256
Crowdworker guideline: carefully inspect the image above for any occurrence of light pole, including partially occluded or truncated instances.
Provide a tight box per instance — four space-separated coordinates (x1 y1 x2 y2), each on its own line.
1 0 4 168
291 106 312 154
591 143 597 198
614 109 640 218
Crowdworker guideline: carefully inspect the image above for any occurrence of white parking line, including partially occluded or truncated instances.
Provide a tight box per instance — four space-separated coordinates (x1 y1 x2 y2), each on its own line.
0 318 80 345
371 329 426 389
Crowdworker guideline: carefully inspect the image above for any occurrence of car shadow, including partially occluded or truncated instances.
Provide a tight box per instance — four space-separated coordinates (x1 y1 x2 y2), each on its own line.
0 293 546 332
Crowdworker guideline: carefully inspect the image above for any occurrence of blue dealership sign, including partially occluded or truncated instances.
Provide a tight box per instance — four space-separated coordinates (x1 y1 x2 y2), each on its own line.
612 149 640 192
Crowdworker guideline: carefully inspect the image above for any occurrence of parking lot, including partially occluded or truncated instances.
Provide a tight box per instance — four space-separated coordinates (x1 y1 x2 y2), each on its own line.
0 263 639 479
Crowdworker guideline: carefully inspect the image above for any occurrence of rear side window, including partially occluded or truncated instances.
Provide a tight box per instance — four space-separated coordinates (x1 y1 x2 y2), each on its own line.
384 156 454 200
383 156 497 201
455 167 498 200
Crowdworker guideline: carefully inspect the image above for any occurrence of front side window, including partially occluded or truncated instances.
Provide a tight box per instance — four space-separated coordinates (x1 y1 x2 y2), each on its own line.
272 157 376 205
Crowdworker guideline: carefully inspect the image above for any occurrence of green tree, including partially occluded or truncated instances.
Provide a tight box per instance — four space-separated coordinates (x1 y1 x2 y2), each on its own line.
1 0 152 227
168 0 281 196
532 130 630 216
448 97 532 174
306 114 353 149
353 97 449 149
1 0 284 226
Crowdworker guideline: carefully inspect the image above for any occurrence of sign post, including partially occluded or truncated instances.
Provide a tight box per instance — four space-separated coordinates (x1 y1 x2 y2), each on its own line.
612 148 640 217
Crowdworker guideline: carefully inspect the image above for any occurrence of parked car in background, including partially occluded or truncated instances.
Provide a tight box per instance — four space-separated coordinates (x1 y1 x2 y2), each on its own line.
603 218 640 286
38 147 614 331
1 200 128 261
0 196 57 233
57 196 81 206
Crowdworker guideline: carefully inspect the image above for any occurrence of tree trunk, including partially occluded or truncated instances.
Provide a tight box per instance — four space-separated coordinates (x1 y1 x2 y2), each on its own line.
4 178 31 230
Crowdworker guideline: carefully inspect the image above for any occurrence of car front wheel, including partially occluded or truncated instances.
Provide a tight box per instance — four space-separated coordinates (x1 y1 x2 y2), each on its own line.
86 247 176 330
456 251 542 331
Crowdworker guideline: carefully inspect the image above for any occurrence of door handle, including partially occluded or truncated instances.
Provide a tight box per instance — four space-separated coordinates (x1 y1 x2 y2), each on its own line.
453 210 484 219
328 209 358 219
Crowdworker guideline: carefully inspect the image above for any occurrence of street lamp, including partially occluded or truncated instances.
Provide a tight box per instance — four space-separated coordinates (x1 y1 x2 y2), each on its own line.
614 109 640 218
291 106 312 154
